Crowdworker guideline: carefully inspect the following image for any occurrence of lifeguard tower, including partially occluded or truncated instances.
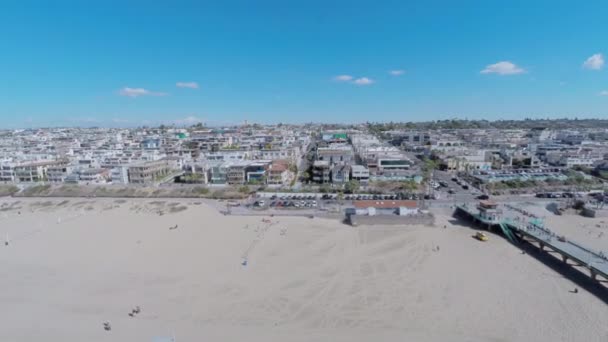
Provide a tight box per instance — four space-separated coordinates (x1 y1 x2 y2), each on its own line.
477 200 501 228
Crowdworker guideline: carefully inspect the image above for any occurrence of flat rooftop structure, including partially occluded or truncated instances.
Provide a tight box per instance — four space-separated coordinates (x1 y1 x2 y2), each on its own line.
351 164 368 172
478 200 498 209
317 145 353 151
354 200 418 209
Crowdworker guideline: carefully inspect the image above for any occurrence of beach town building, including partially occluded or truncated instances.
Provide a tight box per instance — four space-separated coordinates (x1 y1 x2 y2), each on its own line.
245 162 268 183
46 162 74 183
266 160 294 186
312 160 331 184
316 144 354 165
467 167 567 186
0 161 18 183
435 149 493 172
545 152 603 168
351 199 419 216
208 162 229 185
14 160 69 183
78 168 110 183
111 166 130 184
127 160 174 184
226 161 249 185
331 164 351 184
350 165 370 184
345 200 421 225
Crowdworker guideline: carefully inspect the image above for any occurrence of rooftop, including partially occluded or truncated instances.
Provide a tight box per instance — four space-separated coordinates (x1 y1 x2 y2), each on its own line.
354 200 418 209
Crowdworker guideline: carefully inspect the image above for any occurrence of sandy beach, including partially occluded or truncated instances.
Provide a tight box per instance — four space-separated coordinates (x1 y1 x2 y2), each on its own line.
513 201 608 252
1 198 607 341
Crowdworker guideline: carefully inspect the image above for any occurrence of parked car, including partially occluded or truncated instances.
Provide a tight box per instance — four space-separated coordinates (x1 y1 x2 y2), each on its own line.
476 194 489 200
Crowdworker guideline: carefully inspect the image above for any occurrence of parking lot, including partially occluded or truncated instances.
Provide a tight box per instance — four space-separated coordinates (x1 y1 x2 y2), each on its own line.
432 170 483 201
249 192 440 213
253 194 320 209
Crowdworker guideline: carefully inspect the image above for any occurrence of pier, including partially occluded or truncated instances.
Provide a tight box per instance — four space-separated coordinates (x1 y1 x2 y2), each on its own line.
455 202 608 283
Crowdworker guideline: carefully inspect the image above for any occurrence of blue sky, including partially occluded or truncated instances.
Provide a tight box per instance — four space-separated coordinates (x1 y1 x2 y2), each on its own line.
0 0 607 128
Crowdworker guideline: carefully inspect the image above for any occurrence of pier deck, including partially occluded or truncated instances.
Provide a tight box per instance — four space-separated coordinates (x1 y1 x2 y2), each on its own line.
455 204 608 281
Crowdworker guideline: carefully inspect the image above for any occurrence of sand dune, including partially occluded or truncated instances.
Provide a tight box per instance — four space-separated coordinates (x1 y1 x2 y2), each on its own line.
0 198 607 341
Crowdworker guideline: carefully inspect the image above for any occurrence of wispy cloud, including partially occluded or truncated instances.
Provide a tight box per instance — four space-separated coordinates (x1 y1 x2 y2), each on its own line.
333 75 354 82
176 81 199 89
333 74 374 86
600 90 608 96
389 70 405 76
583 53 604 70
173 115 204 125
480 61 525 75
353 77 374 85
118 87 167 98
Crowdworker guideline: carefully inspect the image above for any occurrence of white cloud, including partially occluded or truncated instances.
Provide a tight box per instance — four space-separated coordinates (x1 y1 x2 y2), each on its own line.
600 90 608 96
119 87 167 98
352 77 374 85
389 70 405 76
583 53 604 70
333 75 354 82
176 81 199 89
173 115 204 125
480 61 525 75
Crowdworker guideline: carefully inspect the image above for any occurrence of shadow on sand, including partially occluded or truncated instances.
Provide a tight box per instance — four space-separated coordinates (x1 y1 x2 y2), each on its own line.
517 240 608 305
448 218 478 229
451 214 608 305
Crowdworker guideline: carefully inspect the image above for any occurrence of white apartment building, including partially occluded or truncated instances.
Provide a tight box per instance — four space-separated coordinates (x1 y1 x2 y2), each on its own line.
111 166 129 184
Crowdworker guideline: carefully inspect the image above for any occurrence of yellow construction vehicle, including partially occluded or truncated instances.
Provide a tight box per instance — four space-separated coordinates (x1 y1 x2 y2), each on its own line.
475 232 489 241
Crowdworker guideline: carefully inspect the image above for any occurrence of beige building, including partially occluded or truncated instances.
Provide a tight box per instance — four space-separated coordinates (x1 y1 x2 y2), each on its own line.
46 162 73 183
15 160 69 183
227 163 248 185
127 160 173 184
266 160 293 186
